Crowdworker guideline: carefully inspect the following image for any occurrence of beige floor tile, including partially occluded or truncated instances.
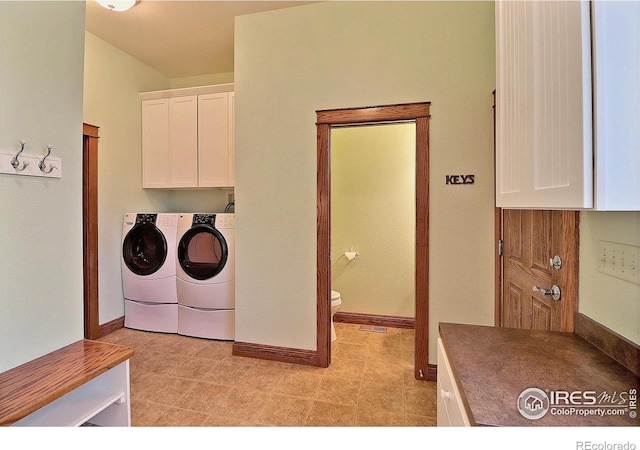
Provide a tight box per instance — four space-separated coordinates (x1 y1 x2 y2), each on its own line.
203 414 255 427
194 341 234 361
130 398 165 426
403 368 433 388
200 358 254 386
166 336 212 357
255 394 314 426
135 375 198 406
151 406 210 426
404 386 437 417
363 360 406 386
332 342 369 361
405 413 437 426
315 377 362 406
355 407 405 426
154 353 189 376
164 357 221 380
173 381 233 414
237 365 288 392
305 401 357 426
333 323 370 345
101 324 437 427
275 371 322 398
324 358 366 380
212 387 273 422
358 384 404 415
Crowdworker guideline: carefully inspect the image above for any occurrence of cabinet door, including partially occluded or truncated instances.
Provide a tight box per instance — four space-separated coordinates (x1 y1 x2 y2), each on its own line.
141 99 170 188
437 338 471 426
169 96 198 188
495 1 593 209
198 92 231 187
228 91 235 187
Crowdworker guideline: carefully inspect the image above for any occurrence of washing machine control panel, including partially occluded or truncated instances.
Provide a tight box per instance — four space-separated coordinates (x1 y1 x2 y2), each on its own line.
192 214 215 226
135 213 157 225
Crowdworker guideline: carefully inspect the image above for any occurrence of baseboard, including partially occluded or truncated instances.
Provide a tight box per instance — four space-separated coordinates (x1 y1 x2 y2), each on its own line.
575 313 640 376
98 316 125 339
232 341 321 367
333 311 414 329
427 363 437 382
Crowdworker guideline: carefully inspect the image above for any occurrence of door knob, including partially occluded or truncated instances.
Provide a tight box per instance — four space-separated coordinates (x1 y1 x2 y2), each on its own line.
532 284 561 301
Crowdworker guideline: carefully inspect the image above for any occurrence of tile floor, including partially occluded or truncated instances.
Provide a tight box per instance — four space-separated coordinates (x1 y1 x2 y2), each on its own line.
98 322 437 427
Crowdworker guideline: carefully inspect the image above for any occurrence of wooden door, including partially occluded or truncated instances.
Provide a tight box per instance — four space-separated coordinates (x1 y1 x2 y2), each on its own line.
501 209 579 332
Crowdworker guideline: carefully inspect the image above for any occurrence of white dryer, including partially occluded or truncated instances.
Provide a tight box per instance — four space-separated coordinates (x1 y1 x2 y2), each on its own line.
122 213 178 333
176 213 234 340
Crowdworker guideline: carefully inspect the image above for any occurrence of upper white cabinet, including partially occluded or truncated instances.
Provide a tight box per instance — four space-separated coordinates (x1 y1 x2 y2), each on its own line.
495 1 640 210
140 84 234 189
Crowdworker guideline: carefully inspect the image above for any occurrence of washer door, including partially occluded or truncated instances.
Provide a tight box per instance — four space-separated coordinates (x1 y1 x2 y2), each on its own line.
122 224 168 276
178 225 228 280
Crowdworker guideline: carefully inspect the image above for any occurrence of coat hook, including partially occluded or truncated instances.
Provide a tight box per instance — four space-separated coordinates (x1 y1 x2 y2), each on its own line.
10 140 29 171
39 145 55 174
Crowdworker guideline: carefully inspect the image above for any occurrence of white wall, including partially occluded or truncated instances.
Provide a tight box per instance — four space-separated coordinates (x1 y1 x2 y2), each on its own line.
83 32 232 325
331 124 416 317
579 211 640 343
234 1 496 362
0 2 86 372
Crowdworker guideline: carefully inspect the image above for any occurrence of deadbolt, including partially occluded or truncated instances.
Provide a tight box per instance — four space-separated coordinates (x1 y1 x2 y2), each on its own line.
550 255 562 270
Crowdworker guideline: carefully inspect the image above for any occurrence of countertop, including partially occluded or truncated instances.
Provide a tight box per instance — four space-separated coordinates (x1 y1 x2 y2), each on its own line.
0 340 134 426
438 323 639 426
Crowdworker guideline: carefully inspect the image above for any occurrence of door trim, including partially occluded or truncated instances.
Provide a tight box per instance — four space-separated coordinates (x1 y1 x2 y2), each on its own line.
316 102 431 379
83 123 100 340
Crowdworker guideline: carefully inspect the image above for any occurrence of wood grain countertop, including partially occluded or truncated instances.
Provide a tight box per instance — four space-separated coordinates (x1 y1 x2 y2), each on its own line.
438 323 639 426
0 340 133 426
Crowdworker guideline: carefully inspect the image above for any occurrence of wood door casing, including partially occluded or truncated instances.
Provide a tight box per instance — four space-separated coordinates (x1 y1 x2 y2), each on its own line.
83 123 100 340
501 209 579 332
317 102 431 379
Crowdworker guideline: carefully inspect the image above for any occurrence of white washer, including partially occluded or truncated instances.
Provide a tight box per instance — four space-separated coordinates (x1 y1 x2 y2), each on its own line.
122 213 178 333
176 213 234 340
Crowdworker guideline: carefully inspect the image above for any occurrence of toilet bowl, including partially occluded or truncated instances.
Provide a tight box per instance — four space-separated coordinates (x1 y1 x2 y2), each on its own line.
330 290 342 342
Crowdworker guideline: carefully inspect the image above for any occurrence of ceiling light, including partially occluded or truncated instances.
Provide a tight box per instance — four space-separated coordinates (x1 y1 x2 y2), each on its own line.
96 0 138 12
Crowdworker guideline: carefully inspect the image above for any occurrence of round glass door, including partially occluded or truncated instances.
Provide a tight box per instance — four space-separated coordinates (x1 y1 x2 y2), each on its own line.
122 224 168 276
178 226 228 280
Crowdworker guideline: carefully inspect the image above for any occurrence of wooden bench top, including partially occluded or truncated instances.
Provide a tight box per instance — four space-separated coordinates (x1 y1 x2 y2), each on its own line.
0 339 133 426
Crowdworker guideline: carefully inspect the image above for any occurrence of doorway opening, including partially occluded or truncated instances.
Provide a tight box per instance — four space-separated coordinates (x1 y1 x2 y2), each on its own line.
330 123 416 324
316 103 431 380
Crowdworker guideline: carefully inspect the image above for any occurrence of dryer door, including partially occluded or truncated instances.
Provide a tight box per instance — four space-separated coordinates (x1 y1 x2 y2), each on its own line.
122 224 168 276
177 225 228 280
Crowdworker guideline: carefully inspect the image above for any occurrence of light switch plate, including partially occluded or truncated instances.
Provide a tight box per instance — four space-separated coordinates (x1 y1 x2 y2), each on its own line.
598 240 639 285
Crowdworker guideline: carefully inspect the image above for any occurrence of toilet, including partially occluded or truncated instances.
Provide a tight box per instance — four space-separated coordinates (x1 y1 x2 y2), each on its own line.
330 290 342 342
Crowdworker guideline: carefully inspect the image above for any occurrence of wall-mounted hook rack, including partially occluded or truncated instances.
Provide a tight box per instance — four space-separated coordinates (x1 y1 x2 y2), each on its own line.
10 141 30 172
1 141 62 179
38 145 56 174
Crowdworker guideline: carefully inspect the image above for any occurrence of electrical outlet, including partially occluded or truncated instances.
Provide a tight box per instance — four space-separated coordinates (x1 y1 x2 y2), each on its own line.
598 240 639 285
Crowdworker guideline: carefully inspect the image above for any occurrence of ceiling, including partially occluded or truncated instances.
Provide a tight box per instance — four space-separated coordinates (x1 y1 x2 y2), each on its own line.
85 1 317 79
